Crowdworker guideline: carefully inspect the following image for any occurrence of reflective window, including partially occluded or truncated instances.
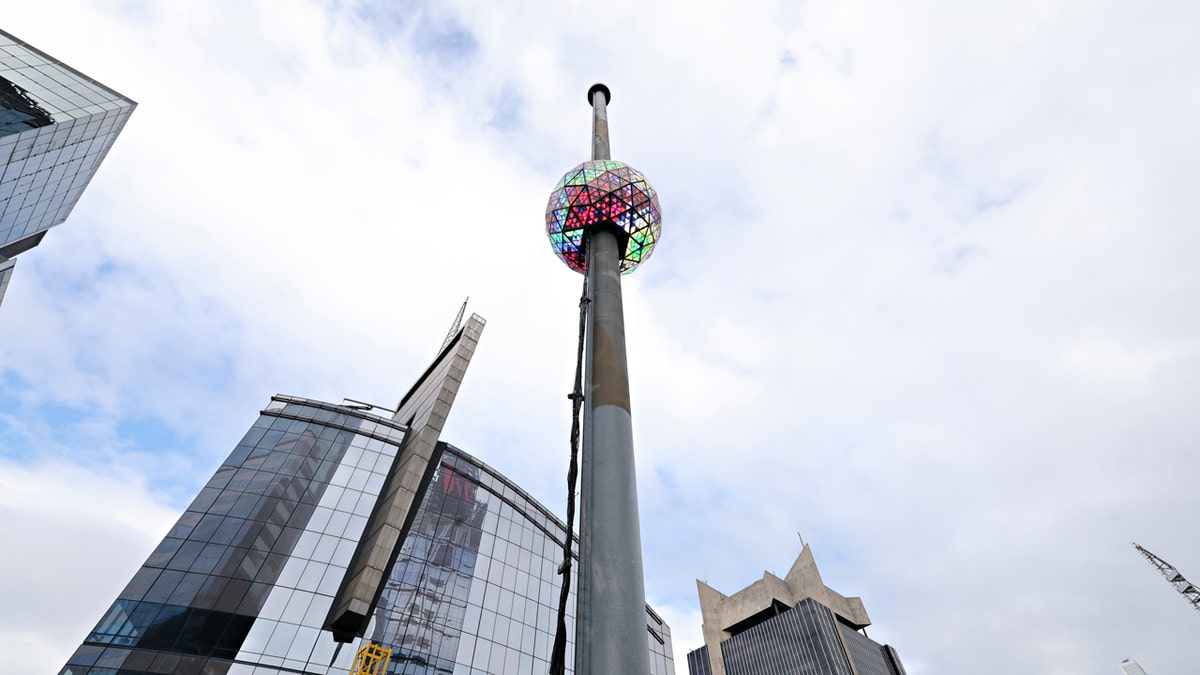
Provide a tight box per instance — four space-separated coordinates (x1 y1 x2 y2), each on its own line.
373 447 673 675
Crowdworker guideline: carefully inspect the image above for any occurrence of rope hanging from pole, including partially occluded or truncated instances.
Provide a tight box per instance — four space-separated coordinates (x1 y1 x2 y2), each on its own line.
549 270 589 675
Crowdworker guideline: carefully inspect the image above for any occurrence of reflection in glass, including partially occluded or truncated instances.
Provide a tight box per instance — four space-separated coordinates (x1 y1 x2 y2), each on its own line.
0 75 53 137
61 398 675 675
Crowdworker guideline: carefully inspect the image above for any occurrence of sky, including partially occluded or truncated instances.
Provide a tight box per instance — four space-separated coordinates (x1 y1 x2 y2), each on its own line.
2 1 1199 673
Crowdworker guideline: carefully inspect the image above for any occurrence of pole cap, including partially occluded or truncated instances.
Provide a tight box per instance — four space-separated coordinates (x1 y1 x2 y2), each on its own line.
587 83 611 106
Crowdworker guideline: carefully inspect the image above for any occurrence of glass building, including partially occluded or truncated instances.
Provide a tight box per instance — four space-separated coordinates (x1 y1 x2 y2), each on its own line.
0 28 135 309
60 313 674 674
687 547 904 675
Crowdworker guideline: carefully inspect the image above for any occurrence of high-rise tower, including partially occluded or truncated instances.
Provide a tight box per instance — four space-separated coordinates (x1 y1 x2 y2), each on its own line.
0 28 135 309
687 545 906 675
545 84 662 675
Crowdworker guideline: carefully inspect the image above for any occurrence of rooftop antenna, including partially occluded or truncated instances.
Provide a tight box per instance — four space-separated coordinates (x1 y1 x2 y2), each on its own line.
439 297 469 354
340 398 397 415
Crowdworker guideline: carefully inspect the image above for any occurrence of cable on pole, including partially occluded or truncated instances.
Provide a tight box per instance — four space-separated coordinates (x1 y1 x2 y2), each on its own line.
549 271 589 675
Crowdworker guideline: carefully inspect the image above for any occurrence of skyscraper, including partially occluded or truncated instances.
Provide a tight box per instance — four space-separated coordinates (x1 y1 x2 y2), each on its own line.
60 311 675 674
687 545 905 675
0 28 134 309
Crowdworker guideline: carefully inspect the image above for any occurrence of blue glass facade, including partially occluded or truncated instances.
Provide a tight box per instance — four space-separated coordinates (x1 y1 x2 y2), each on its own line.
0 28 134 309
64 396 403 674
61 395 675 674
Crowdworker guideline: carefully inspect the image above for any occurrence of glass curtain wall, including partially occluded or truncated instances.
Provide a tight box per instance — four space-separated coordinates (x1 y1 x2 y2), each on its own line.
0 29 135 251
62 396 676 675
375 446 675 675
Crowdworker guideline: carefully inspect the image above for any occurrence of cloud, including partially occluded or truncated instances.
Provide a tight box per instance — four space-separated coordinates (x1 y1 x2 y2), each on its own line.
2 1 1200 673
0 459 177 673
1063 339 1171 382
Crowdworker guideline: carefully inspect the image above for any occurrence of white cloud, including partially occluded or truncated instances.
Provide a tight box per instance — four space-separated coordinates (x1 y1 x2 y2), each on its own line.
2 0 1200 673
0 460 177 673
1063 339 1171 382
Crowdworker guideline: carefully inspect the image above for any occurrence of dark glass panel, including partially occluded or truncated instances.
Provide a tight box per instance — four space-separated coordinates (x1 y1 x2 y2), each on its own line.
257 553 287 582
238 581 273 615
64 644 105 666
212 578 250 614
222 444 251 468
166 573 207 607
207 490 239 516
186 544 225 577
244 471 274 494
116 649 154 670
94 647 131 667
171 654 212 675
142 571 185 605
144 539 183 569
186 488 220 514
210 517 245 546
189 514 223 543
225 468 257 492
214 614 254 659
165 541 205 572
146 651 182 673
82 600 255 661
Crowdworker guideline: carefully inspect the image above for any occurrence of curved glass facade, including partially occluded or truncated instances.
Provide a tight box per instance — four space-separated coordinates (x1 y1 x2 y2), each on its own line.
375 447 674 675
62 395 674 675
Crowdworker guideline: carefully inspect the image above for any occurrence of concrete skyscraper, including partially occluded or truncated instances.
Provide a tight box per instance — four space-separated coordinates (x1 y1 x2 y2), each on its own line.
60 309 676 674
0 28 134 309
686 545 905 675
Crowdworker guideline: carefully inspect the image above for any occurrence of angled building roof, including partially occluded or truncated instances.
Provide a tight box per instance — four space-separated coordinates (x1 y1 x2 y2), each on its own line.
693 545 901 675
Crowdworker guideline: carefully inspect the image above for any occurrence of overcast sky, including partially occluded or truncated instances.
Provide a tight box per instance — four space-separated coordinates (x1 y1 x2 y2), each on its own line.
2 1 1199 673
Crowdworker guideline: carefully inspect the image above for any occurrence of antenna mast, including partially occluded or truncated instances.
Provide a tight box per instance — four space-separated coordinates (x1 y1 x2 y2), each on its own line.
1133 542 1200 614
439 297 469 353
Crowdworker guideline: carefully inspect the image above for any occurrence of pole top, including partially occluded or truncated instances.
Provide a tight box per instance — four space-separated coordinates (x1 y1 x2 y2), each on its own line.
587 83 611 106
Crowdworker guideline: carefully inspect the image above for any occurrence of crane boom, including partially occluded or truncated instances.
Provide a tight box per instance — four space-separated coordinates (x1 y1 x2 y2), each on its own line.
1133 542 1200 614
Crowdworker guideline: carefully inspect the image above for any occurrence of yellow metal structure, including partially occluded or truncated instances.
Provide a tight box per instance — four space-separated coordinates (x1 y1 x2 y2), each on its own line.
350 642 392 675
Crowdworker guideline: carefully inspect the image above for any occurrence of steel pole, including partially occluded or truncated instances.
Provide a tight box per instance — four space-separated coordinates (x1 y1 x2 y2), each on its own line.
590 83 611 162
574 83 651 675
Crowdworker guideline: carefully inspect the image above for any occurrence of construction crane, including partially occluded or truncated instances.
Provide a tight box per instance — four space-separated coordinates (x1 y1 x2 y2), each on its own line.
1132 542 1200 614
